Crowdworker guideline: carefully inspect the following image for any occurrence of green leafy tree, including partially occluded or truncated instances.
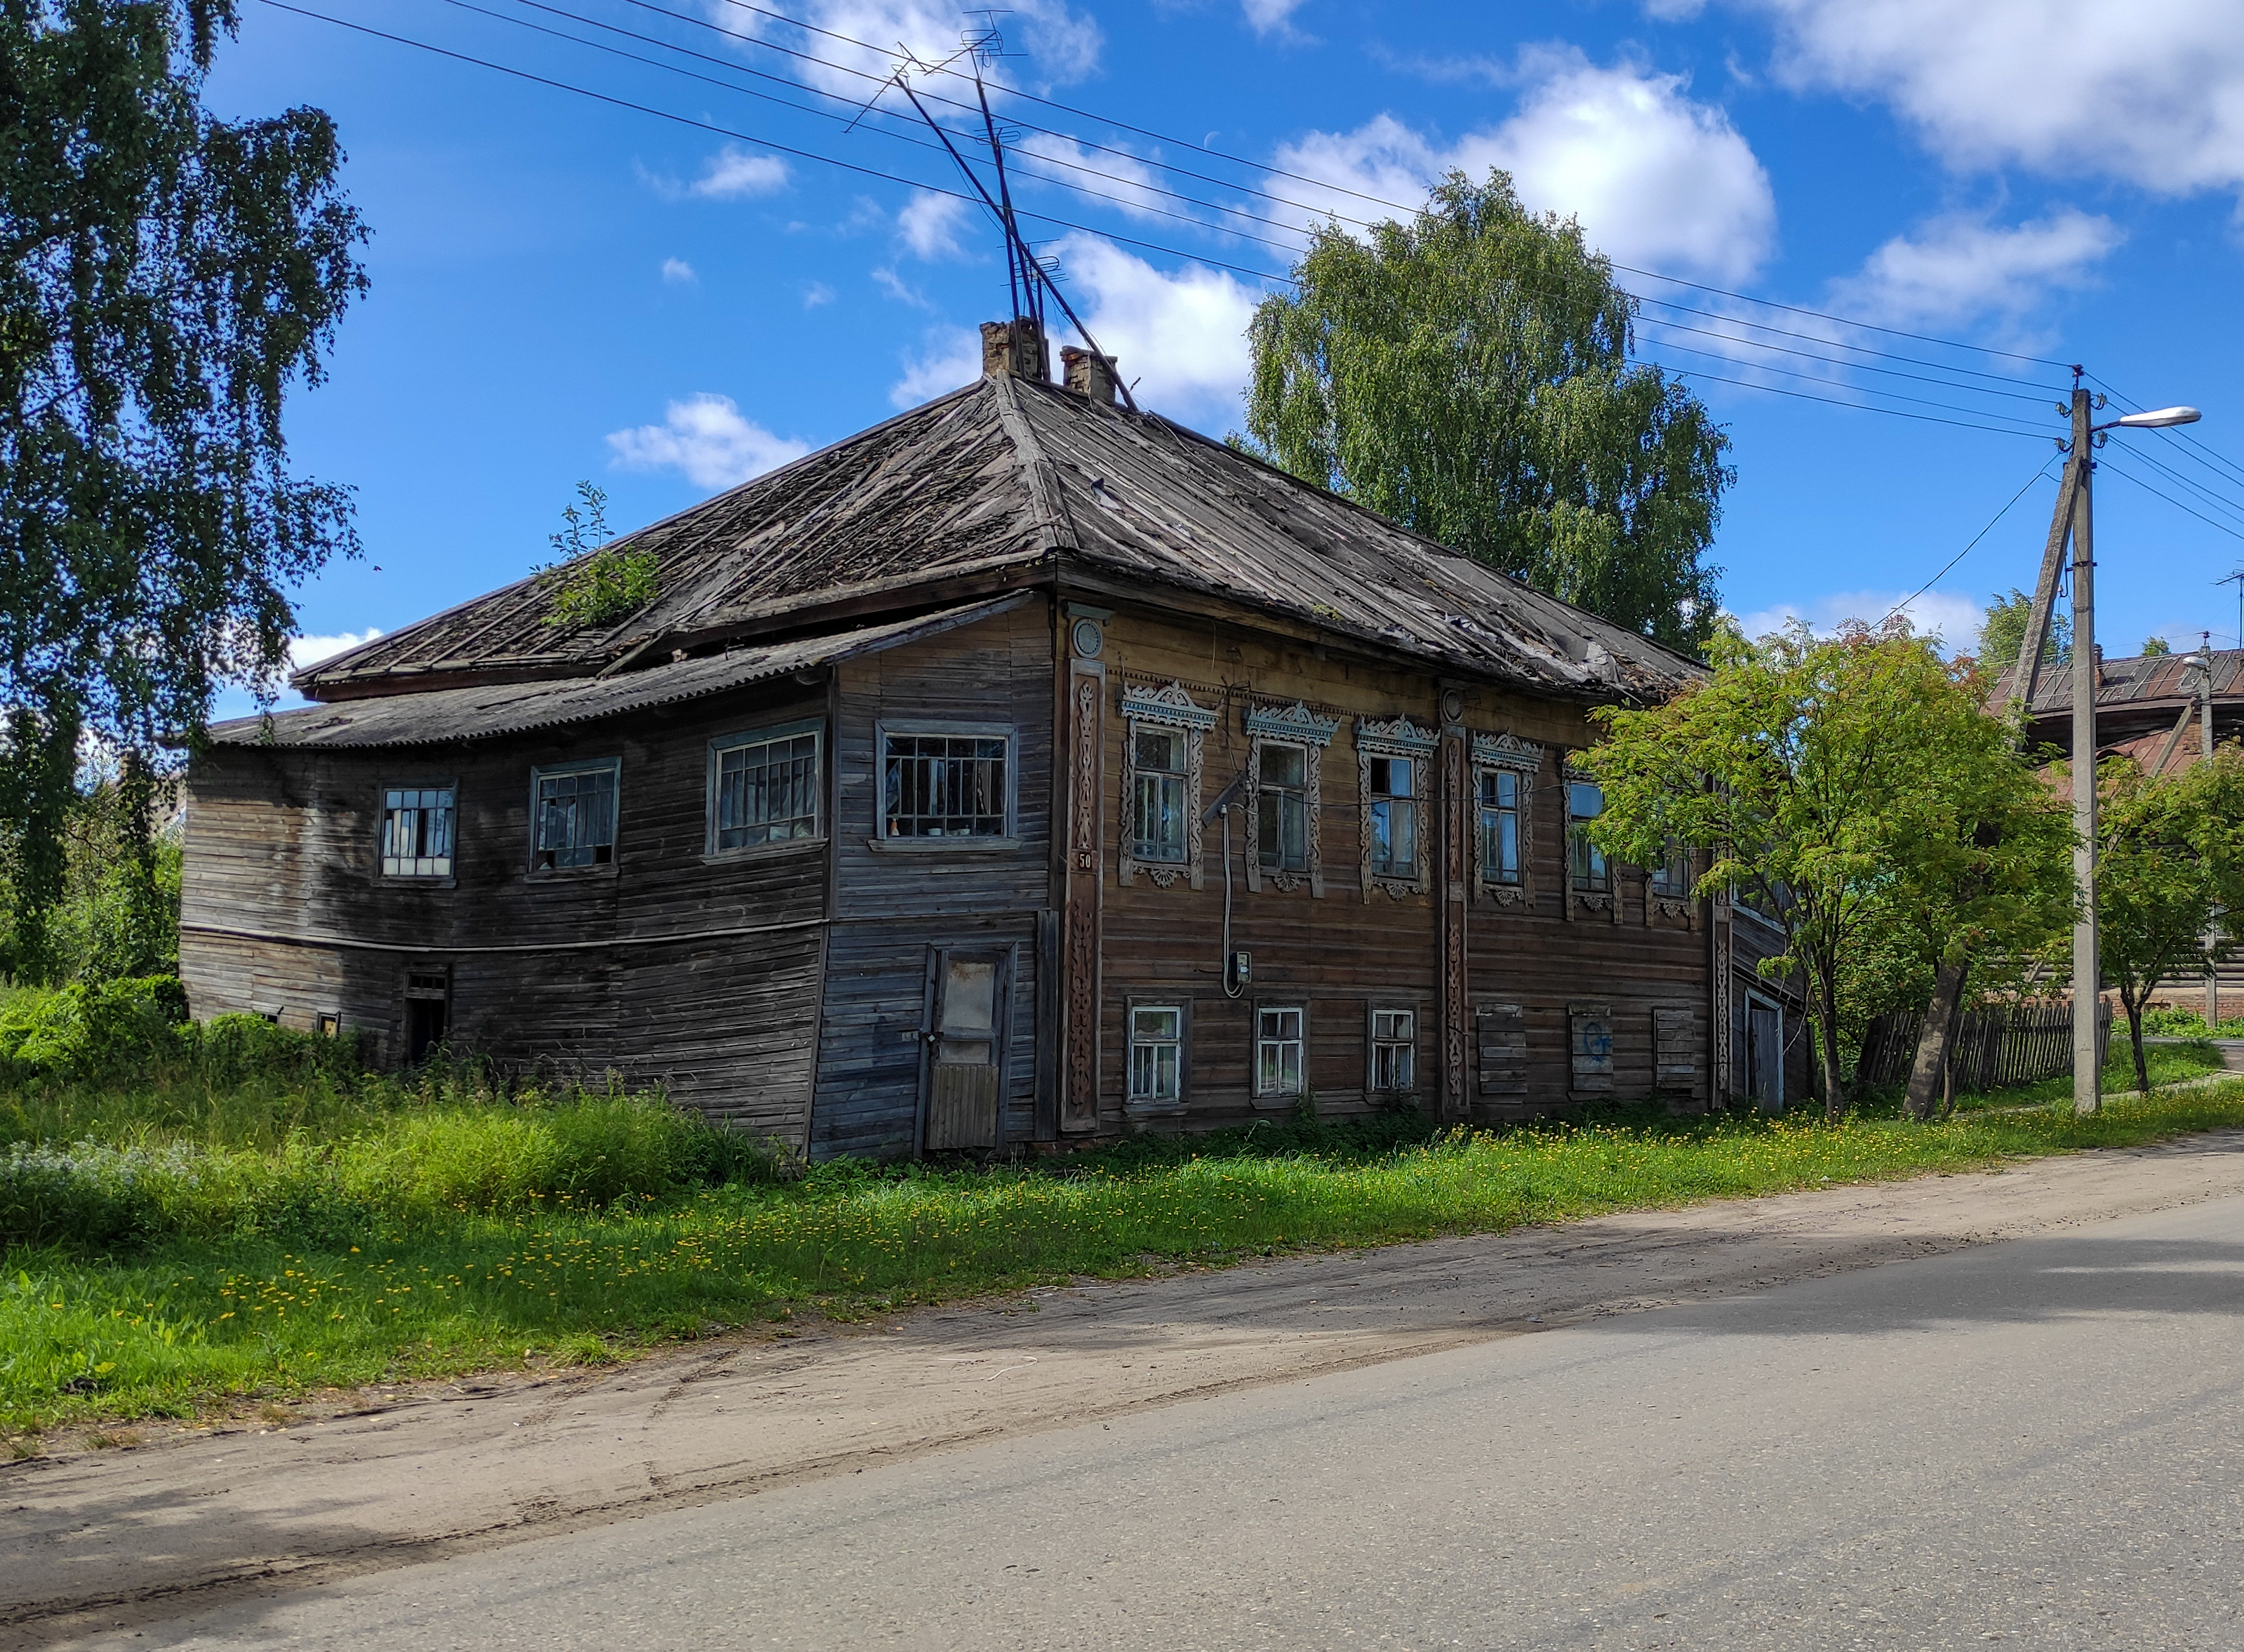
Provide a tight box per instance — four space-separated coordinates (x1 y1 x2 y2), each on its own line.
535 481 656 630
2093 745 2244 1093
2139 636 2172 658
0 0 367 980
1974 587 2070 677
1583 621 2071 1120
1241 172 1730 654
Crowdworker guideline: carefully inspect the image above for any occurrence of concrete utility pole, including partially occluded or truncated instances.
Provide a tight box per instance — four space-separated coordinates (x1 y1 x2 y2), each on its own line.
2010 376 2201 1117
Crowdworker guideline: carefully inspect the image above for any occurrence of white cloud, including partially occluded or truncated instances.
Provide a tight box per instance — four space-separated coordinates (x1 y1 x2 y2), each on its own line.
290 630 384 671
1732 588 1984 651
1053 234 1265 424
660 257 697 284
690 147 790 200
1241 0 1309 39
1271 52 1776 282
723 0 1100 97
897 190 972 260
1828 208 2124 327
605 394 810 491
870 266 932 309
890 327 984 408
1016 133 1173 223
1744 0 2244 199
803 281 836 309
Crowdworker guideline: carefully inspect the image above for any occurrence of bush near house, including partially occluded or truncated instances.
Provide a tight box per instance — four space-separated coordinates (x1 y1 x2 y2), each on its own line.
1 980 2236 1439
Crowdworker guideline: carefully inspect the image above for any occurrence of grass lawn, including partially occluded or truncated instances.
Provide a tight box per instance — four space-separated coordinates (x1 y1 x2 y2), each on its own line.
4 1037 2238 1443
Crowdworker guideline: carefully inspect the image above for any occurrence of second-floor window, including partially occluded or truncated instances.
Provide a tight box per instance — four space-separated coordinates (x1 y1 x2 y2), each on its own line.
1367 756 1417 877
883 731 1008 838
1133 728 1187 863
1478 768 1521 886
1568 779 1608 893
711 726 821 851
381 787 455 879
533 760 619 870
1257 743 1309 872
1651 839 1692 898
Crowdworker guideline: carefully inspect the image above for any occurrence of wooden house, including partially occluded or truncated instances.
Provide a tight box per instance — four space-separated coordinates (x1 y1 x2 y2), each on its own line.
181 322 1809 1155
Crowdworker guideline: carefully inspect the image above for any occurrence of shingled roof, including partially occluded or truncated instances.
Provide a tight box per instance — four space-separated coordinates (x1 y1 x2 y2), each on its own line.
295 371 1701 706
2024 648 2244 720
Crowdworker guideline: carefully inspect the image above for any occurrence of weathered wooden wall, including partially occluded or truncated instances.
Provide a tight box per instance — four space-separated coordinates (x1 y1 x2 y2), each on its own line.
1081 603 1714 1131
180 680 830 1147
808 603 1055 1159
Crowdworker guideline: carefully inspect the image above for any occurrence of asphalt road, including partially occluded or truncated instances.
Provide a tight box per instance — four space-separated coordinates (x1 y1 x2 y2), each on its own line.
72 1194 2244 1651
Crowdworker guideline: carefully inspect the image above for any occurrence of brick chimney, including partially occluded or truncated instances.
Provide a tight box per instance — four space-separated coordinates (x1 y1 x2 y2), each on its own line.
1060 345 1120 406
980 317 1050 383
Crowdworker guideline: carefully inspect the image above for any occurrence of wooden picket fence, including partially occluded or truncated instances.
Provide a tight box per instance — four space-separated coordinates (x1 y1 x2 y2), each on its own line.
1857 1000 2112 1093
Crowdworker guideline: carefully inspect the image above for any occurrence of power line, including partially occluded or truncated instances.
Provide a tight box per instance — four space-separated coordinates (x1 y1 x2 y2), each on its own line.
1633 293 2066 393
2097 453 2244 545
2085 373 2244 493
1634 315 2060 407
1647 366 2055 441
2106 440 2244 534
1638 338 2064 426
1878 457 2059 626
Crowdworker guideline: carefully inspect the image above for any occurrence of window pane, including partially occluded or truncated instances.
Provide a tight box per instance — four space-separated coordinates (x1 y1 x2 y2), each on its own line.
1134 773 1187 862
1134 729 1182 773
716 733 820 850
883 734 1008 837
1569 781 1603 821
382 786 455 877
1259 743 1304 788
1128 1005 1184 1103
535 766 617 868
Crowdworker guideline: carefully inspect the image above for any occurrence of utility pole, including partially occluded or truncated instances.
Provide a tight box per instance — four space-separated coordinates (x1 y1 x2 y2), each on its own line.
2066 385 2100 1117
2007 376 2201 1117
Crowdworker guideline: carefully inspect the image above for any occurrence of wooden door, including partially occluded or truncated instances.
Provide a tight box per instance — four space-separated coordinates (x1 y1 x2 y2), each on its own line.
924 950 1006 1150
1747 999 1783 1112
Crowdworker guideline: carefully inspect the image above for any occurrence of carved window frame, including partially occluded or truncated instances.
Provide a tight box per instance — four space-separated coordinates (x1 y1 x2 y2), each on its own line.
1469 733 1542 910
1118 683 1215 891
1355 716 1436 901
1243 702 1338 897
1645 840 1697 928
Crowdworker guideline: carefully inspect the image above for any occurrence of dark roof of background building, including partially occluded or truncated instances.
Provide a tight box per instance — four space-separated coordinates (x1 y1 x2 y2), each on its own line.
2024 648 2244 720
293 374 1701 707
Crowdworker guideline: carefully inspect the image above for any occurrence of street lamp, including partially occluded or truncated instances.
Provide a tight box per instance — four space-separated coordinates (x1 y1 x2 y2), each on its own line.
2005 379 2204 1116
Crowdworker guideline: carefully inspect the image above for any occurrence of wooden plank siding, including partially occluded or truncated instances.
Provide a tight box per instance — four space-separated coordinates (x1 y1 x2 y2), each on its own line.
180 681 832 1147
809 603 1055 1159
1087 604 1714 1130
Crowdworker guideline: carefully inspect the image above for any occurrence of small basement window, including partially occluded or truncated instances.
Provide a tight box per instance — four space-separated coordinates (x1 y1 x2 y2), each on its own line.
532 759 620 870
1128 1005 1184 1105
1568 780 1608 893
381 786 455 878
1256 1006 1304 1098
1478 768 1522 886
711 724 821 851
1367 756 1417 877
882 732 1009 838
1370 1007 1416 1093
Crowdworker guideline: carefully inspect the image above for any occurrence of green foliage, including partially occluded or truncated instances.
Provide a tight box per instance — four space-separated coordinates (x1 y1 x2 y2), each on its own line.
535 483 655 630
2092 745 2244 1092
1584 620 2073 1117
0 1 368 963
1241 172 1730 653
2140 636 2172 658
2138 1006 2244 1038
1975 587 2070 677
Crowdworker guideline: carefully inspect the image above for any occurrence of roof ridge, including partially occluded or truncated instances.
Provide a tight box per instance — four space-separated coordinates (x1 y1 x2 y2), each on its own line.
990 374 1077 554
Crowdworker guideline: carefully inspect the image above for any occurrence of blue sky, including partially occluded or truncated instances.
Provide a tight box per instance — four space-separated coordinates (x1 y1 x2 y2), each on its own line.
207 0 2244 714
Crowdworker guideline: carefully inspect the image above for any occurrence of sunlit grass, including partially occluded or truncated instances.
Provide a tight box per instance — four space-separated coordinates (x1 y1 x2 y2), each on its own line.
7 1058 2243 1437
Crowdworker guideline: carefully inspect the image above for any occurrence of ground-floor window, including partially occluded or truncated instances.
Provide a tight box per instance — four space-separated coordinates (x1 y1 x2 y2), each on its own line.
1128 1005 1184 1105
1370 1006 1416 1093
1257 1006 1304 1098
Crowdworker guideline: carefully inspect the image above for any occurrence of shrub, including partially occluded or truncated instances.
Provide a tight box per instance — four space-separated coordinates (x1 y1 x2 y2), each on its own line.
0 977 187 1084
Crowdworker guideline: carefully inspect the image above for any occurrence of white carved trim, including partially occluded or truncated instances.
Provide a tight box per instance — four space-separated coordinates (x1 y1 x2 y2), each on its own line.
1472 731 1544 773
1118 683 1209 891
1244 702 1339 747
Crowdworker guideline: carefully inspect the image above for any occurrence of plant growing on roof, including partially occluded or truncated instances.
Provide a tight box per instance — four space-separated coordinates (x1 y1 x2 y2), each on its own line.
2090 744 2244 1094
1240 172 1730 655
535 481 656 630
1582 619 2072 1121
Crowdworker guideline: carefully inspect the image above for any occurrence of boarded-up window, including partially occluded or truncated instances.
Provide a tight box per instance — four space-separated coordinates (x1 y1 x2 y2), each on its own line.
1476 1003 1527 1096
1655 1007 1697 1094
1570 1002 1615 1092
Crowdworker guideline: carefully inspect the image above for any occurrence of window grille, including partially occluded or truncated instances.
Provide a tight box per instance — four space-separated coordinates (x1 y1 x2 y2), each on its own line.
381 787 455 878
1478 768 1522 886
1568 780 1608 893
1132 728 1187 863
533 762 618 870
1367 756 1417 877
713 731 820 850
882 733 1008 838
1128 1005 1183 1103
1256 1006 1304 1098
1370 1008 1416 1092
1255 744 1309 872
